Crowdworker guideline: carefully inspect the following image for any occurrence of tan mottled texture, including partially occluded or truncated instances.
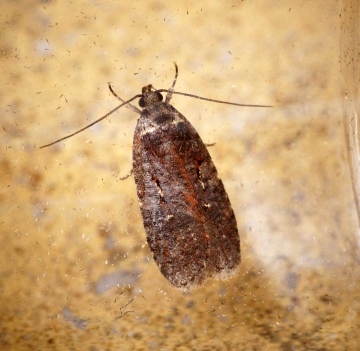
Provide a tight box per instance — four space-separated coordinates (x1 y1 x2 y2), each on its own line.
1 0 359 350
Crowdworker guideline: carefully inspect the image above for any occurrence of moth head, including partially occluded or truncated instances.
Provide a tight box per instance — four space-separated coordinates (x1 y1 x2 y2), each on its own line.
139 85 163 108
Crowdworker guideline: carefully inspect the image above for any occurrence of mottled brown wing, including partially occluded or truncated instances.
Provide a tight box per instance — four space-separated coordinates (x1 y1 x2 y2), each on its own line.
133 102 240 292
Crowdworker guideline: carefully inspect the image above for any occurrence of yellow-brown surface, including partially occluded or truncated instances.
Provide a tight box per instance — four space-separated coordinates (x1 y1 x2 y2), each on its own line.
1 1 359 350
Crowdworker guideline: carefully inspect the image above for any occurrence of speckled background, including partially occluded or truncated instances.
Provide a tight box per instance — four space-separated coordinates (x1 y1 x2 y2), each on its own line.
2 0 360 350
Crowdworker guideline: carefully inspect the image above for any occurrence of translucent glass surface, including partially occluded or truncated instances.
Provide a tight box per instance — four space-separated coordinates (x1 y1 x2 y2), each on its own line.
1 1 359 349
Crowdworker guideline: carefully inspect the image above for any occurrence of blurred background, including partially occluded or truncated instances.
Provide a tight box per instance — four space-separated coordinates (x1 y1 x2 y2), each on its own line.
1 0 359 349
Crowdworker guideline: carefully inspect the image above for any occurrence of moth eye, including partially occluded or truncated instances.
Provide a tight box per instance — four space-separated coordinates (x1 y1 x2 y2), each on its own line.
157 92 163 102
139 97 145 107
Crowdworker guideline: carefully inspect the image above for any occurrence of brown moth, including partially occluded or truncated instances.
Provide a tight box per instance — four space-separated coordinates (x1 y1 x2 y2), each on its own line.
133 84 240 292
40 64 271 292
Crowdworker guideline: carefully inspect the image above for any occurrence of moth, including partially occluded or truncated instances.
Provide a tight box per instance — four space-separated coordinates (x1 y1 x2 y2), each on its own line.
41 64 271 292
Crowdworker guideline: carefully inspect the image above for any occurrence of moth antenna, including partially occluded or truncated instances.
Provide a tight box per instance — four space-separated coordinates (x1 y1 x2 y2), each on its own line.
39 94 142 149
157 89 273 108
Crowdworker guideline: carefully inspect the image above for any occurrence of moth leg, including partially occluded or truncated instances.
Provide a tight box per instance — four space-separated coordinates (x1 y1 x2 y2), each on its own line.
165 62 179 104
108 83 141 114
116 169 133 181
